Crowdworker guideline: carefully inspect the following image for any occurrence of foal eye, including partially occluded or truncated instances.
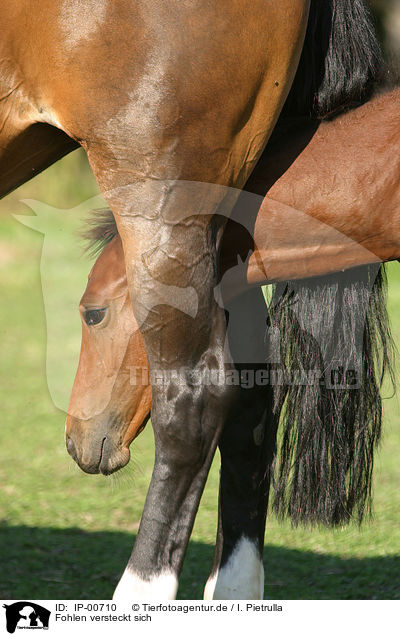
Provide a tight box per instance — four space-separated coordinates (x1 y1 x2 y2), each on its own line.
84 308 107 326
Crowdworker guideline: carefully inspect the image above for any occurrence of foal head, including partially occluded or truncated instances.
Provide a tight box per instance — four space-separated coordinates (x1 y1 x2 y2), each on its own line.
65 231 151 475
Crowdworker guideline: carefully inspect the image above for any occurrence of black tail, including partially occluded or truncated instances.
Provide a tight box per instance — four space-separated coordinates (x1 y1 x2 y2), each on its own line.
268 265 394 526
284 0 384 118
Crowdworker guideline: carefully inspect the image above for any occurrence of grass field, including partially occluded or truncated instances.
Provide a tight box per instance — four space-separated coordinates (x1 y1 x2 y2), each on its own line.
0 150 399 600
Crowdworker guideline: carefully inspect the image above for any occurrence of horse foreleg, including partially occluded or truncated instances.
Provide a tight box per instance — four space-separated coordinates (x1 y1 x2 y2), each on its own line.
204 287 279 600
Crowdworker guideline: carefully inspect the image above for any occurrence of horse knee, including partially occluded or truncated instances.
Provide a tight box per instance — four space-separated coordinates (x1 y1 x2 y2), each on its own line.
152 374 234 469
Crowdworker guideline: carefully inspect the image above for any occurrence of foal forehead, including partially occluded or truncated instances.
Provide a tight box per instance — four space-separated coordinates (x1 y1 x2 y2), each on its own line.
82 237 127 301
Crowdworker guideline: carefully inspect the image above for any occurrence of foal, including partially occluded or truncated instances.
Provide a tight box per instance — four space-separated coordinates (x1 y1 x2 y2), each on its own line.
67 85 397 598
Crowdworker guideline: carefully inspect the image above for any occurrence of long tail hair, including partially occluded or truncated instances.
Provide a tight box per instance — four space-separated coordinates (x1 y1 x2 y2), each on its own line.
284 0 384 119
267 265 394 526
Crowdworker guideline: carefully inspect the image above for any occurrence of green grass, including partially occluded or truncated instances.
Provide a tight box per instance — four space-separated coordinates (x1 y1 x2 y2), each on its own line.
0 150 399 599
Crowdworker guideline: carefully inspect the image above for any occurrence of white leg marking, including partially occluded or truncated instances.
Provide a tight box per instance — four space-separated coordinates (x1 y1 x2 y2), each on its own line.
203 572 217 600
206 537 264 600
113 567 178 601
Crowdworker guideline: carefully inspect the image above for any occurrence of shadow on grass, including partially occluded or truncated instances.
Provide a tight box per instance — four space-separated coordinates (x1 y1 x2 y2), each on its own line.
0 522 398 600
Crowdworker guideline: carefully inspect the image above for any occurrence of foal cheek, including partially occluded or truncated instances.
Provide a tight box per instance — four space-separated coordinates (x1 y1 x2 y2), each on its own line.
118 376 152 449
68 327 125 420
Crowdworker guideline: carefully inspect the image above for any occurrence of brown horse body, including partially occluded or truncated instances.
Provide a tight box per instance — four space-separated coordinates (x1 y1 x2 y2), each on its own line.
1 0 309 600
2 0 387 600
1 0 311 600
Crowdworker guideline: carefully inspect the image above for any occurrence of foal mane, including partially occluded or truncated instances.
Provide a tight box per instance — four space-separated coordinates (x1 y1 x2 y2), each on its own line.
81 208 119 257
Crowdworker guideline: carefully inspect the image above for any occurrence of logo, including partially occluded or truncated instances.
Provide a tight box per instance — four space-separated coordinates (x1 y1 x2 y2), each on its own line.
2 603 50 634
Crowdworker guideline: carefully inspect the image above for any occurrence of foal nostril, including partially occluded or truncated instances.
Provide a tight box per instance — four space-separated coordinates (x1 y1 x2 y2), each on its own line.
66 434 76 458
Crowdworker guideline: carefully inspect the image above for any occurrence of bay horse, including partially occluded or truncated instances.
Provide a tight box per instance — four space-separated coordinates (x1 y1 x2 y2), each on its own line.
67 82 398 598
1 0 384 599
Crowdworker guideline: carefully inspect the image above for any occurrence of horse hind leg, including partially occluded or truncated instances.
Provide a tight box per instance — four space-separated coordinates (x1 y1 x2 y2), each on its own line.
204 394 277 600
204 287 279 600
